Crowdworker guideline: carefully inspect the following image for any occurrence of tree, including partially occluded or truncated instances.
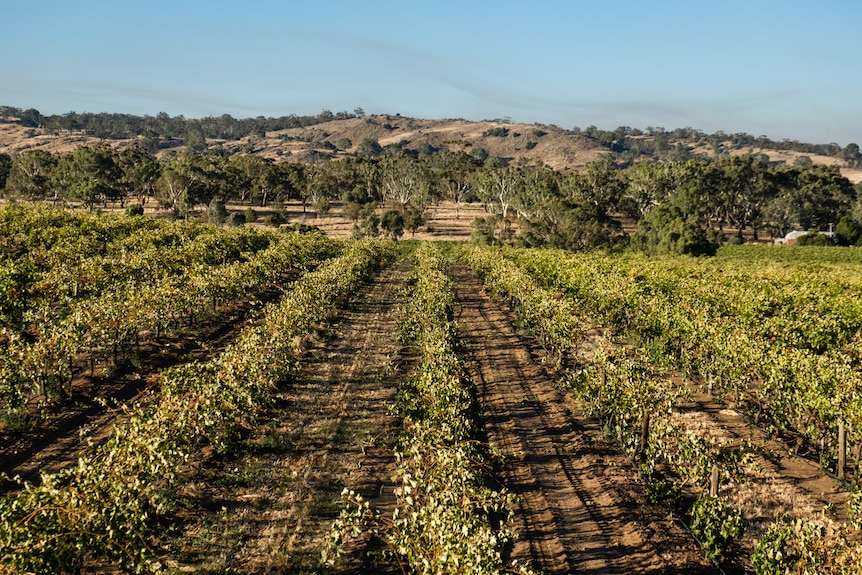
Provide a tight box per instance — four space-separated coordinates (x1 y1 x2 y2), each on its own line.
230 154 280 206
0 153 12 190
402 205 424 237
379 155 430 209
475 164 520 220
762 164 854 235
5 150 57 200
621 161 698 221
118 147 161 206
208 199 228 224
631 203 721 256
380 209 404 240
357 137 383 158
842 143 861 167
704 155 771 240
53 145 123 209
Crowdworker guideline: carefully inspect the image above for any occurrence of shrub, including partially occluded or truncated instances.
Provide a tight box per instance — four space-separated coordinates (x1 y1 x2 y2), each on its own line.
795 231 832 246
690 497 744 563
207 199 228 225
263 212 284 227
226 212 246 227
125 204 144 217
244 207 257 223
483 127 509 137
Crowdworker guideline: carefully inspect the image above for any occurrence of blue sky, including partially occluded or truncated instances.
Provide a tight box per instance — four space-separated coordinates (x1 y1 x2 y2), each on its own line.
2 0 860 145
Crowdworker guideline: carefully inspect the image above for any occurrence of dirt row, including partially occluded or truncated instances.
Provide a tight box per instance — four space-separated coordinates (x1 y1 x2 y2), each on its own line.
450 265 717 575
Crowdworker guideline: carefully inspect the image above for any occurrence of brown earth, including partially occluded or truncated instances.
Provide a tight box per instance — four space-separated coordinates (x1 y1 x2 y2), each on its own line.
451 264 718 575
158 259 413 574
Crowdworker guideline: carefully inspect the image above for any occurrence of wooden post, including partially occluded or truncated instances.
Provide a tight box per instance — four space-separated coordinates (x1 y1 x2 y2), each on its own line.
710 465 719 497
838 420 846 481
640 412 650 462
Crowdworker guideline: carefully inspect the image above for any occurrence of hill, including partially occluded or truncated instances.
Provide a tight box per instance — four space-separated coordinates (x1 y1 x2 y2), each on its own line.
1 110 860 182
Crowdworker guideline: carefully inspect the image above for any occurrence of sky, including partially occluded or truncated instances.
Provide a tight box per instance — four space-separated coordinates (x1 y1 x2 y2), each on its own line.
2 0 860 146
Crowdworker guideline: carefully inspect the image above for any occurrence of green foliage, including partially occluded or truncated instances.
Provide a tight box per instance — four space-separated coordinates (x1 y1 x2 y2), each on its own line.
244 206 257 223
226 211 246 226
0 152 11 190
483 126 509 137
835 215 862 245
357 137 383 157
631 204 721 256
125 203 145 216
263 212 284 227
380 209 404 240
689 496 744 563
207 198 228 225
795 231 833 246
751 517 862 574
643 478 681 507
327 244 534 575
0 234 388 573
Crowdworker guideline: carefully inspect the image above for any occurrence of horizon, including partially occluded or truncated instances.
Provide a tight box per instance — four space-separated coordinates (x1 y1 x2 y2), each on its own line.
2 1 860 147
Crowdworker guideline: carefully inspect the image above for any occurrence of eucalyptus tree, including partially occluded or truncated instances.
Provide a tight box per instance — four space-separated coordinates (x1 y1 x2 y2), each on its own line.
0 153 11 190
54 144 123 210
430 150 479 219
621 160 700 221
117 146 161 206
475 163 521 220
4 150 57 201
229 154 280 206
154 151 210 217
703 154 772 240
379 155 432 210
761 164 854 235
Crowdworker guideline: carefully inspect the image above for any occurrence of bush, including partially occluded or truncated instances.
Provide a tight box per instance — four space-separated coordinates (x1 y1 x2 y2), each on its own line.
380 209 404 240
244 207 257 223
483 127 509 137
125 204 144 217
207 199 228 225
643 479 681 507
226 212 246 227
263 212 284 227
752 516 862 574
689 497 744 564
795 231 833 246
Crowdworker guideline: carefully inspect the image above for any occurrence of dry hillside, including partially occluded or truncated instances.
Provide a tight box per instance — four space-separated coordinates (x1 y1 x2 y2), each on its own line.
1 114 860 182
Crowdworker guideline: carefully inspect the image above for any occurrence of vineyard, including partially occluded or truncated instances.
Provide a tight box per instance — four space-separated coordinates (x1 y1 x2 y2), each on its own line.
2 204 862 573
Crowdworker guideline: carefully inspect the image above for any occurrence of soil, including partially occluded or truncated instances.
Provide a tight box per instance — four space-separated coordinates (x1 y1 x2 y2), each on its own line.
451 265 718 575
159 261 413 574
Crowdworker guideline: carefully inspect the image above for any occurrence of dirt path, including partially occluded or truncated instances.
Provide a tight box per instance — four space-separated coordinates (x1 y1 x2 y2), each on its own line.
451 265 717 575
162 262 411 574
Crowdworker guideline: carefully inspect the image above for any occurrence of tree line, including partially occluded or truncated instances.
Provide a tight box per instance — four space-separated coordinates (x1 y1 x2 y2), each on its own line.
0 142 859 254
0 106 365 152
575 125 862 168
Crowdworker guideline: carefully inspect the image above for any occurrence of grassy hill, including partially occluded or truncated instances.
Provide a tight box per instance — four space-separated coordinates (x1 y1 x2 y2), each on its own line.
1 112 860 182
